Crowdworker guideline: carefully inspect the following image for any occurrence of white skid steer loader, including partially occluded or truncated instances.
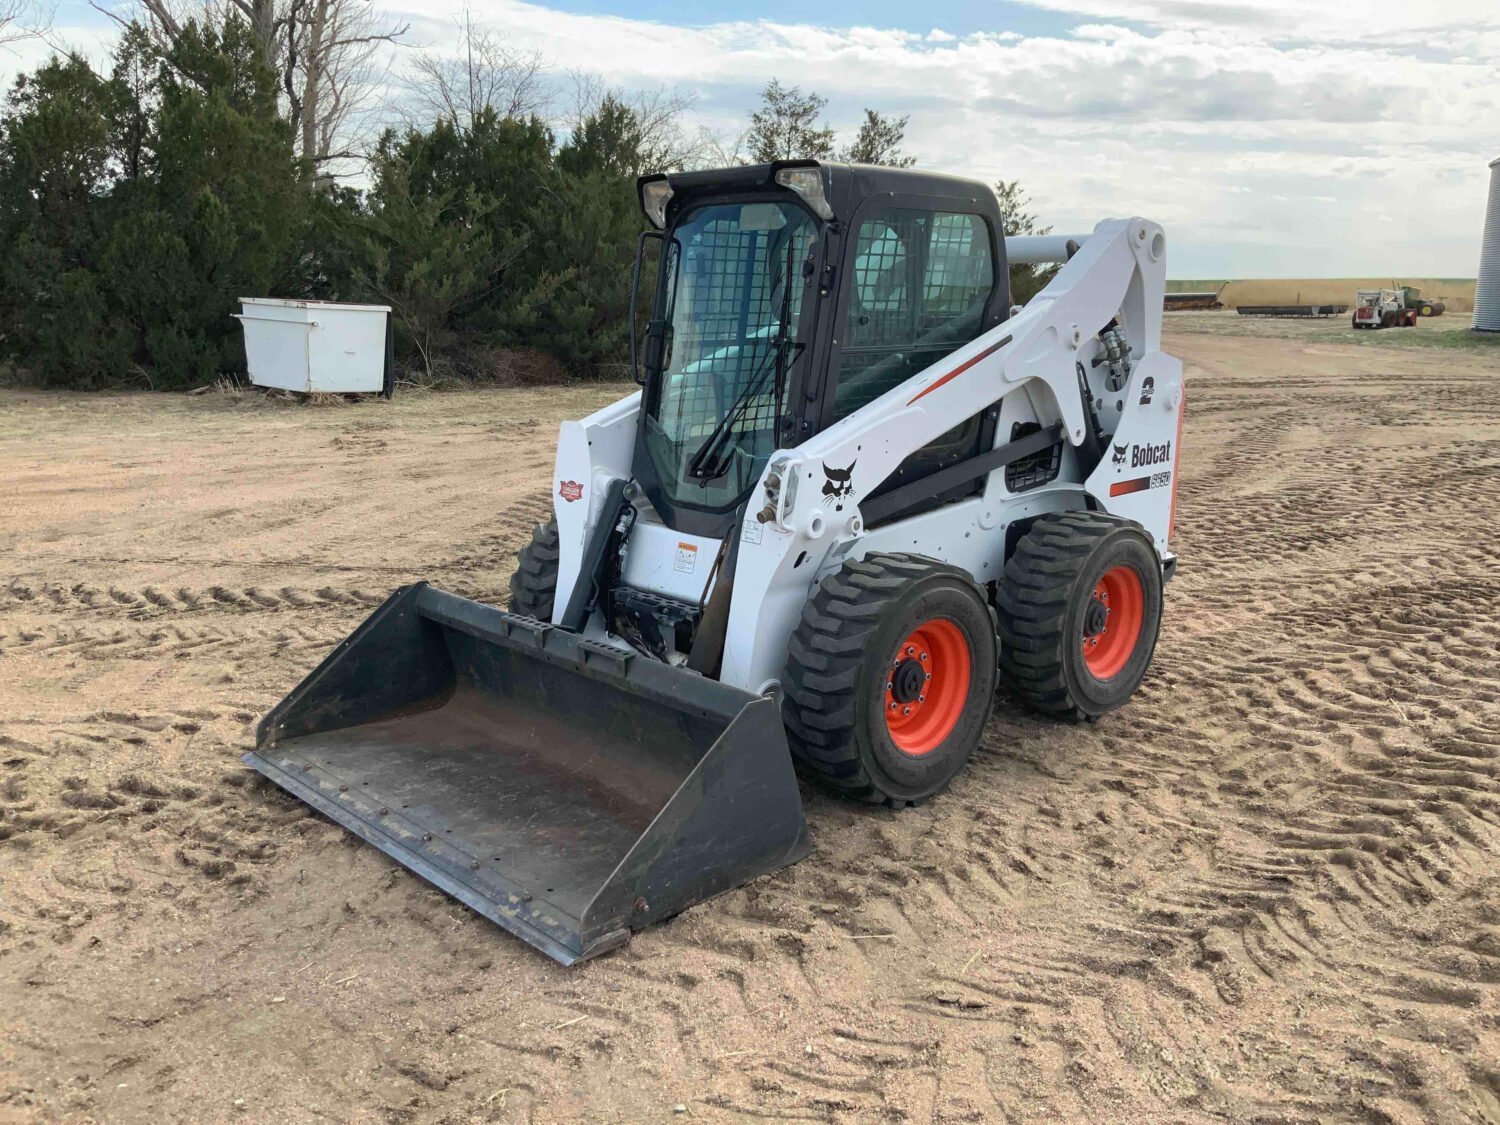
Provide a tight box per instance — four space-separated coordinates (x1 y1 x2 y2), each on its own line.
246 161 1184 965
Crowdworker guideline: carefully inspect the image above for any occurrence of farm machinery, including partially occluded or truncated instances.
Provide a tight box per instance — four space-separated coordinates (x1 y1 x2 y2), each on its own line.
246 161 1184 965
1353 288 1418 329
1398 285 1444 317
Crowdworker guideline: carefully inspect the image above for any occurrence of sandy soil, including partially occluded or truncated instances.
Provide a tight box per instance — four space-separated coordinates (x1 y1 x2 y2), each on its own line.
2 336 1498 1124
1165 309 1497 352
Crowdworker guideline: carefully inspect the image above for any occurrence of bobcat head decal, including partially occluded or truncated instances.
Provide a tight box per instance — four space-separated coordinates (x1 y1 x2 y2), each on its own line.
1111 443 1129 467
821 461 857 512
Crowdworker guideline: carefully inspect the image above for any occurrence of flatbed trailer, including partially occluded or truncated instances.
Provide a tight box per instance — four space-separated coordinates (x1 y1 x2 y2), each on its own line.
1164 291 1223 310
1236 304 1348 318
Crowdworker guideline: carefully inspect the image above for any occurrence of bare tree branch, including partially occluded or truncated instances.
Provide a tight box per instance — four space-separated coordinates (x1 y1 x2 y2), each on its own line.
295 0 403 176
114 0 403 178
565 71 710 172
1 0 55 48
399 10 550 132
694 126 748 170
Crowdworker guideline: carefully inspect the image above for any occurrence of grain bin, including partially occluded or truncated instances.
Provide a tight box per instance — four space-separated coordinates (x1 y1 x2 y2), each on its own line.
1475 157 1500 332
236 298 395 395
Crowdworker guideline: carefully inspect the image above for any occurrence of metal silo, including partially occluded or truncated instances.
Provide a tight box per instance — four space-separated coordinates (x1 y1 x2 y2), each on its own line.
1475 156 1500 332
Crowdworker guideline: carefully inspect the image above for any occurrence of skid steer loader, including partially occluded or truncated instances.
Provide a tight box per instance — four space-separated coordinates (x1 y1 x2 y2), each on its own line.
247 161 1184 965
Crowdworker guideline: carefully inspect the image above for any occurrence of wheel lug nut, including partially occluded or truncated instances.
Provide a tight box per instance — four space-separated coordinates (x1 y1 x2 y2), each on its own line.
885 682 894 691
919 652 928 661
925 672 932 680
889 702 897 710
902 707 911 715
918 695 925 703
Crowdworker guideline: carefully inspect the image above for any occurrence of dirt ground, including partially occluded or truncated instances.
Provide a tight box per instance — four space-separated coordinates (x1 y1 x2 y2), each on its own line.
2 333 1498 1124
1165 309 1491 351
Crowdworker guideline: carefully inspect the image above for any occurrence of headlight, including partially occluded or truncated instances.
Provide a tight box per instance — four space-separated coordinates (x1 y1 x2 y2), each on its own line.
775 167 834 221
640 178 673 229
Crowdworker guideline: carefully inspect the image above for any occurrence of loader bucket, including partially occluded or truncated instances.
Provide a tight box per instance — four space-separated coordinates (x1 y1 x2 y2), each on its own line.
244 584 809 965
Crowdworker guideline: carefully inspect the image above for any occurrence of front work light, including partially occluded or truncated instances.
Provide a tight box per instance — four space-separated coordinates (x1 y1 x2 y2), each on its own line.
775 167 834 221
641 178 674 229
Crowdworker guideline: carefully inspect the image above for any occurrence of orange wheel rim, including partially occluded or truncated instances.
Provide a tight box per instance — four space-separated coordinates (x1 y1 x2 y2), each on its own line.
1081 565 1145 679
884 619 970 756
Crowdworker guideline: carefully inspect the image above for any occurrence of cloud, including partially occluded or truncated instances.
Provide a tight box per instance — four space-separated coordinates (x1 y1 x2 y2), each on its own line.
1013 0 1500 45
381 0 1500 274
8 0 1494 276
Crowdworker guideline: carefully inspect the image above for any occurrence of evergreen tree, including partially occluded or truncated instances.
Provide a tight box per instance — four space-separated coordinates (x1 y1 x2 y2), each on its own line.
557 94 646 178
0 25 717 387
347 157 501 377
995 178 1057 305
0 18 313 387
340 101 645 375
0 54 135 383
841 109 915 167
745 79 834 163
117 20 308 383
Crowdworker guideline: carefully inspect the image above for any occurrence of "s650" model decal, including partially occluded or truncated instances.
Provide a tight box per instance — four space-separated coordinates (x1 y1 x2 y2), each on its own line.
1110 470 1172 497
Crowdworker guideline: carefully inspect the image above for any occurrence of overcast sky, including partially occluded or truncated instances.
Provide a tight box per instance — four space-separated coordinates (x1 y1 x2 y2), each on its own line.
14 0 1500 278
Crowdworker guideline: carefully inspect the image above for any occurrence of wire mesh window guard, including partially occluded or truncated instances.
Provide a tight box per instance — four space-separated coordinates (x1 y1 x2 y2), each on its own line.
834 210 995 420
645 201 816 507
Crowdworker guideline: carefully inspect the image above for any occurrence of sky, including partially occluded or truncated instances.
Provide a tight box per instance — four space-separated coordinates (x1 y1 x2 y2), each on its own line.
11 0 1500 278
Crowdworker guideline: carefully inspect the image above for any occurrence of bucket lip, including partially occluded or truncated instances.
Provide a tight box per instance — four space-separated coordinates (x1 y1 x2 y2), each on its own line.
242 746 627 965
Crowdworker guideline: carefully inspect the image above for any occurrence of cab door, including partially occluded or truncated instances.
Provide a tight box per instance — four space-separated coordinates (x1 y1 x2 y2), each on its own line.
818 193 1008 514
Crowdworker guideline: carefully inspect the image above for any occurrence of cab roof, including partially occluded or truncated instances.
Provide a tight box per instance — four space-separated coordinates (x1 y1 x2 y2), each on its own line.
639 160 1000 229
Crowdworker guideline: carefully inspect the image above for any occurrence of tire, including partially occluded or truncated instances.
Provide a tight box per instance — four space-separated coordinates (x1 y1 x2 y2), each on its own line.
997 512 1163 721
508 519 560 620
782 553 999 806
1420 304 1434 317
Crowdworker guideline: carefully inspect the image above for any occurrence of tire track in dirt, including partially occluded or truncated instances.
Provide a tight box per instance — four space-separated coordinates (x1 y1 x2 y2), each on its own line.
1072 356 1500 1122
2 357 1497 1122
0 580 389 619
615 354 1500 1121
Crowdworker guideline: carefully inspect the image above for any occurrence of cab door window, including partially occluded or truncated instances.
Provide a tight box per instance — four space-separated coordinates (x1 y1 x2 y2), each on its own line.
832 209 995 421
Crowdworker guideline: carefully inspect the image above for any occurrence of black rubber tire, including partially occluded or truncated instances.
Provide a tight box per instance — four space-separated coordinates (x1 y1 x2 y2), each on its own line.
508 519 560 620
997 512 1163 722
782 553 999 806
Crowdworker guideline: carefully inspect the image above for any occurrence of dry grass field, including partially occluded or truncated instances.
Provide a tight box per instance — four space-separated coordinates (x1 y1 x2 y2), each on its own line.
2 329 1498 1124
1167 278 1477 313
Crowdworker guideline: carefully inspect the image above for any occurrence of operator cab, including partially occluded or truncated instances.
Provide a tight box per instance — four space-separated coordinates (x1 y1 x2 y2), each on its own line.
631 161 1013 537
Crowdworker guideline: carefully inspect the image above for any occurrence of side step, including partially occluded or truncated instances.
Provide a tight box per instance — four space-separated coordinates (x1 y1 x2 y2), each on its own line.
245 584 809 965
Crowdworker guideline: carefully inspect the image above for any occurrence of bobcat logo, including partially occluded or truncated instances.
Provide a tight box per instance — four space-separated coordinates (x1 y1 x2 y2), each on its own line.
1111 443 1128 467
821 461 857 512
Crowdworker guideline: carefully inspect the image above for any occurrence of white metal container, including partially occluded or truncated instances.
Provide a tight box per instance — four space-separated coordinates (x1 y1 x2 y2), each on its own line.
1474 157 1500 333
236 298 393 394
